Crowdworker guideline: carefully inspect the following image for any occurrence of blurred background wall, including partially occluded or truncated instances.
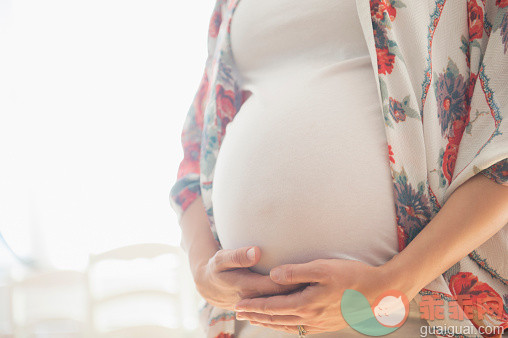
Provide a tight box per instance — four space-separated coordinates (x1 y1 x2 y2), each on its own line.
0 0 214 336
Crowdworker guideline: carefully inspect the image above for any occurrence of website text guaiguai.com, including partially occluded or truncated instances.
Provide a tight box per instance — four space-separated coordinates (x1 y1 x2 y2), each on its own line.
419 324 504 337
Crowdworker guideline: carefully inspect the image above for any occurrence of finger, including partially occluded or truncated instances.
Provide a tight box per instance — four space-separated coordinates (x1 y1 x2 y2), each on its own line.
234 291 305 315
212 246 259 271
248 321 300 334
269 259 329 284
236 311 304 325
223 270 308 298
248 321 323 335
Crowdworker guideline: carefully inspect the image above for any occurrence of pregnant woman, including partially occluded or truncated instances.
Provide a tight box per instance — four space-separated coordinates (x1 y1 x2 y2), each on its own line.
171 0 508 337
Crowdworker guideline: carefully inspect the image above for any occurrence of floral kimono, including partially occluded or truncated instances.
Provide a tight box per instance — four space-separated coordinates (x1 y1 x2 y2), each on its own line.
170 0 508 337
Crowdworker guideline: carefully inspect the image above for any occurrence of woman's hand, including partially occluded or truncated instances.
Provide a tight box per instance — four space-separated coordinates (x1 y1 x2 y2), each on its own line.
194 245 308 311
233 258 395 335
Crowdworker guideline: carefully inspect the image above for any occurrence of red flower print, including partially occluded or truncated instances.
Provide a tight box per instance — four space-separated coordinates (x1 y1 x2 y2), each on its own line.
370 0 397 21
397 225 407 251
393 170 431 246
215 333 233 338
386 6 397 21
442 97 451 111
442 142 458 185
450 115 470 143
434 59 468 138
480 159 508 184
370 0 385 19
216 84 235 123
441 113 470 184
178 141 201 178
449 272 508 336
209 10 222 38
194 73 209 129
467 0 484 41
376 48 395 74
183 141 201 163
178 187 200 212
388 144 395 164
215 84 237 141
496 0 508 8
466 72 478 114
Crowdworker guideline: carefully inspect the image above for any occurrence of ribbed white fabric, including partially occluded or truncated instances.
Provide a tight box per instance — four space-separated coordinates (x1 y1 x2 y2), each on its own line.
214 0 398 276
211 0 433 336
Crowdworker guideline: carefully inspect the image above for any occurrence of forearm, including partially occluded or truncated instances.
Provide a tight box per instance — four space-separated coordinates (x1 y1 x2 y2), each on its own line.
179 196 220 279
382 173 508 300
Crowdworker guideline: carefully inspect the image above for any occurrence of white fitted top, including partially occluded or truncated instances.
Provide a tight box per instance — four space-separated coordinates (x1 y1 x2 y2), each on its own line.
211 0 432 336
212 0 398 275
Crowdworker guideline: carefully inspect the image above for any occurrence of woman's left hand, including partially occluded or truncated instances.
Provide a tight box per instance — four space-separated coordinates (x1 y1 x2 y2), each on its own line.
233 258 401 335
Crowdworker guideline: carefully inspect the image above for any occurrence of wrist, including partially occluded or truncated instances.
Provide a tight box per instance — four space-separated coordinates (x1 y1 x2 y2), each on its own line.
185 233 219 282
190 249 216 283
377 255 420 301
192 258 208 286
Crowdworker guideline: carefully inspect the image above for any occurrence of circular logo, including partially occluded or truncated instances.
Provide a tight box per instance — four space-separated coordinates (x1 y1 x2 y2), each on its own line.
341 289 410 336
371 289 410 328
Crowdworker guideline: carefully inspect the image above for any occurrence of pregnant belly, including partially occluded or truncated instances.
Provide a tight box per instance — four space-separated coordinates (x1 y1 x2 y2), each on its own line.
211 60 399 275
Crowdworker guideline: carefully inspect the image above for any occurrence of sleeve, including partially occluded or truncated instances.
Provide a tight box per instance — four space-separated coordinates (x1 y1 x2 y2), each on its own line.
445 2 508 199
169 0 224 223
475 2 508 187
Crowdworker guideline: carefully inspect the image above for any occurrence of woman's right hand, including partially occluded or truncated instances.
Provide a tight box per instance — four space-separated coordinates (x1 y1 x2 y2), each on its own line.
194 246 307 311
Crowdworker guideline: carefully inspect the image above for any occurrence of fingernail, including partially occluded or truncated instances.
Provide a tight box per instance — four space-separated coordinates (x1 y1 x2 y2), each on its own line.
247 247 256 261
270 268 281 282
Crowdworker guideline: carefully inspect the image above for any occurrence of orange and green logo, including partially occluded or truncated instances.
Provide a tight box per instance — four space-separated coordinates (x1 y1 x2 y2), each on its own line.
341 289 410 336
